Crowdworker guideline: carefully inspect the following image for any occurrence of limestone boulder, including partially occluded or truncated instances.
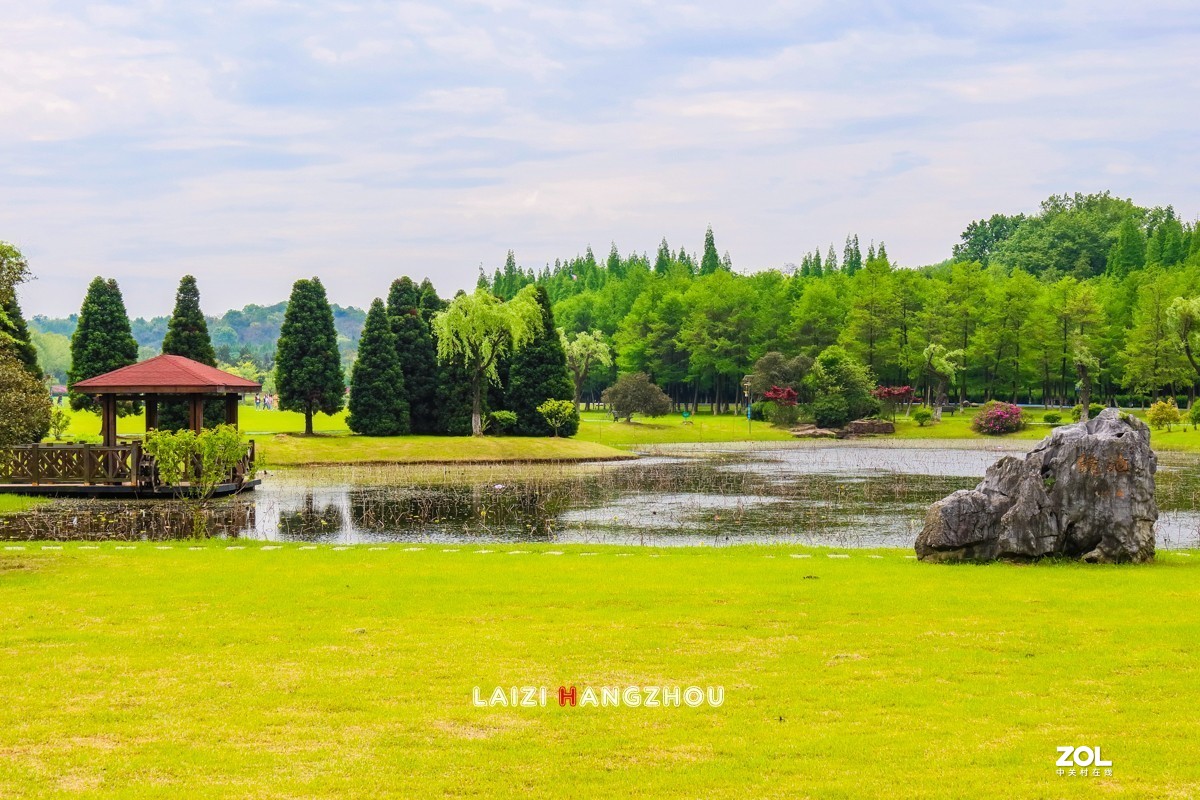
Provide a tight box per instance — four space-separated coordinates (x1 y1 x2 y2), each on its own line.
841 419 895 436
916 409 1157 563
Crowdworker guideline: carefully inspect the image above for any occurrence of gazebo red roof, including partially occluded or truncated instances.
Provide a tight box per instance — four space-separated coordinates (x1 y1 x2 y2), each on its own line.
72 354 262 395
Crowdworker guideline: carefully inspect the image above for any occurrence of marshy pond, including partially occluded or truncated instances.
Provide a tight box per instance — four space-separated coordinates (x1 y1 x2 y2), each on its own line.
4 441 1200 548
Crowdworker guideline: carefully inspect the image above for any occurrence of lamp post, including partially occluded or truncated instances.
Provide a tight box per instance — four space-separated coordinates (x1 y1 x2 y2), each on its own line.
742 376 752 435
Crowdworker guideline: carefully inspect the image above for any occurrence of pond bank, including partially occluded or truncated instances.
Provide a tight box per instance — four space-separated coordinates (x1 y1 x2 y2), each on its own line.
261 434 634 466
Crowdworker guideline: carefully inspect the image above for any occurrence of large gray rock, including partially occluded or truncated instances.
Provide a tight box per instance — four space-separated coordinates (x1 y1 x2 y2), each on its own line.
916 409 1157 563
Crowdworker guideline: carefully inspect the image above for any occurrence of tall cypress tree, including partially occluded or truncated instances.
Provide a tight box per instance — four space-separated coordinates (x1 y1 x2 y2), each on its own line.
386 277 440 433
506 286 576 436
276 277 345 435
1 294 40 378
699 225 722 275
653 238 672 275
159 275 220 430
162 276 216 365
348 298 409 435
68 277 138 411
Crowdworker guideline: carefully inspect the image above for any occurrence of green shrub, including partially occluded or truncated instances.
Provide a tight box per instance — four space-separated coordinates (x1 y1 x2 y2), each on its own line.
1147 399 1181 431
536 399 578 437
486 410 518 435
1070 403 1105 421
766 402 801 428
911 406 933 427
1042 411 1062 425
1189 404 1200 430
749 401 771 421
142 425 252 496
811 395 850 429
48 406 72 441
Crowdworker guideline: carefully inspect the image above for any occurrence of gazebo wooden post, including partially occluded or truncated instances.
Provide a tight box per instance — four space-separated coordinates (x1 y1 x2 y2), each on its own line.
100 394 118 448
145 393 159 431
188 394 204 434
225 393 240 428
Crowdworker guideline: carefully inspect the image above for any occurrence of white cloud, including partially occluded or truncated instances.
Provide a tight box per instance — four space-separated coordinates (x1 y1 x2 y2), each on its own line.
4 1 1200 317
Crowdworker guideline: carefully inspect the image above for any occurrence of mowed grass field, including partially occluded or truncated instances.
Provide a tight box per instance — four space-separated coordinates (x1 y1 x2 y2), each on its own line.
0 543 1197 799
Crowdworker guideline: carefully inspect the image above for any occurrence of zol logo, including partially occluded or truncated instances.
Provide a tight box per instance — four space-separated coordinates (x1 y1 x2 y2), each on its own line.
1056 746 1113 778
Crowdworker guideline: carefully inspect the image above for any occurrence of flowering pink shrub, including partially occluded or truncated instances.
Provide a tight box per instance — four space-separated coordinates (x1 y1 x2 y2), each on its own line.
971 400 1025 435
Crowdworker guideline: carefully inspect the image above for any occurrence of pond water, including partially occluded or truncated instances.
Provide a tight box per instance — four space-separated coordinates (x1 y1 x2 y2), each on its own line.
3 443 1199 548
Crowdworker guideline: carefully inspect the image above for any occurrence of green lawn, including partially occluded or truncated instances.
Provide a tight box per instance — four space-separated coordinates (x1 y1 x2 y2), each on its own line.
575 409 795 447
0 543 1195 798
45 403 1200 461
0 496 49 515
263 432 632 466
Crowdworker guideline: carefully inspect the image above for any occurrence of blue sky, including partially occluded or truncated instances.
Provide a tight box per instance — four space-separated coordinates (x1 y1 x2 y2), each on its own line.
4 1 1199 317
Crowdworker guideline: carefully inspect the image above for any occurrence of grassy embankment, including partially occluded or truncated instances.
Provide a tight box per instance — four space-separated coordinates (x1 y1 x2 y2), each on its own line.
0 543 1196 799
48 406 631 466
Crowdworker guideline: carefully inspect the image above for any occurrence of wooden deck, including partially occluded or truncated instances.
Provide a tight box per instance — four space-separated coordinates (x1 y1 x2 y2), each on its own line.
0 442 258 498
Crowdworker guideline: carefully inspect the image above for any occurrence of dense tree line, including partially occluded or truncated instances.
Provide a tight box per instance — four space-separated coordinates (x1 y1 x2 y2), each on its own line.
15 190 1200 445
479 193 1200 409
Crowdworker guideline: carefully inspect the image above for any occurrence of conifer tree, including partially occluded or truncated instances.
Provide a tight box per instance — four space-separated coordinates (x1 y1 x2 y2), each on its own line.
825 244 839 273
386 277 440 433
653 238 672 275
276 277 345 435
1106 217 1146 277
68 277 138 411
159 275 221 430
2 294 40 378
506 286 577 436
348 298 410 435
162 276 216 366
699 225 722 275
843 234 863 275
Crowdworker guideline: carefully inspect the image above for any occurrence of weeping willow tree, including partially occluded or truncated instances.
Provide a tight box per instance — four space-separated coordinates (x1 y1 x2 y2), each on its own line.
432 286 541 436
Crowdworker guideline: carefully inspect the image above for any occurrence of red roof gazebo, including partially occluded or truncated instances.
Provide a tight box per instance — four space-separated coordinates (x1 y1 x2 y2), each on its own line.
72 354 262 447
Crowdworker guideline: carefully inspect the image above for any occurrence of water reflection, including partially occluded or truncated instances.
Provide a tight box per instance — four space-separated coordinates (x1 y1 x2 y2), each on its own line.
3 445 1199 548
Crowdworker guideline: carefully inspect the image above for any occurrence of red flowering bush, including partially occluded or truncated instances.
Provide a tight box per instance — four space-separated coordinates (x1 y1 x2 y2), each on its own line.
762 385 800 427
763 385 798 406
872 385 914 421
971 400 1025 435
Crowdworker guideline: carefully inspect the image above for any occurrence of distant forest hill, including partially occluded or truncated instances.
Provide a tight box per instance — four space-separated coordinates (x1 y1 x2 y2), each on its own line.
30 302 366 383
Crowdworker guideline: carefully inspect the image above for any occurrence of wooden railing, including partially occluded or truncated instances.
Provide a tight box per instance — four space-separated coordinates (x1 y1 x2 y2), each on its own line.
0 441 256 489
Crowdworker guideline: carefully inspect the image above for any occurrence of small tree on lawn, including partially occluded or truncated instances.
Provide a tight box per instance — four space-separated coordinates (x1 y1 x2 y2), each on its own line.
537 399 577 437
601 372 672 422
276 277 345 435
432 286 541 436
348 298 410 436
562 329 611 410
920 344 963 422
1148 399 1181 431
871 385 915 421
